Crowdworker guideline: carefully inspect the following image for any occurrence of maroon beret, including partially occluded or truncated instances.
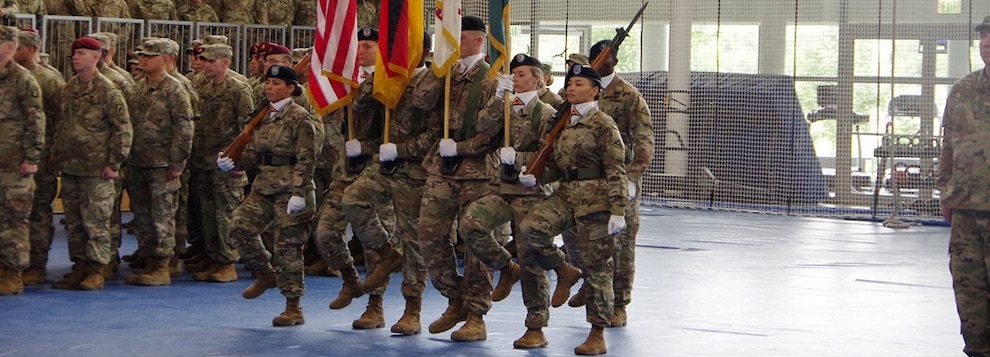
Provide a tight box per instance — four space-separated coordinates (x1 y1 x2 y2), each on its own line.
72 37 103 51
267 44 291 56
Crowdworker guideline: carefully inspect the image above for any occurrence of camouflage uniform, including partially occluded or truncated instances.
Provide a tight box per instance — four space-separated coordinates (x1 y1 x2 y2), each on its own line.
459 92 556 328
518 105 627 327
417 57 500 315
54 71 132 267
596 74 653 311
69 0 130 18
356 0 378 28
539 89 564 109
124 61 194 260
341 67 443 301
25 48 65 272
230 98 322 298
14 0 44 17
177 1 218 22
258 0 314 27
0 58 45 274
939 62 990 356
210 0 261 24
129 0 176 20
190 59 253 267
168 67 199 255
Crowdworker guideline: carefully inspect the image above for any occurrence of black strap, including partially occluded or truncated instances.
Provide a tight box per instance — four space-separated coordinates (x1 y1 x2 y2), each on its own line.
453 62 490 141
560 167 605 182
260 153 297 166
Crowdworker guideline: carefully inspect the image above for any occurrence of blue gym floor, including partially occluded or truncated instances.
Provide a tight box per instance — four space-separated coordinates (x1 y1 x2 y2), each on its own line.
1 207 960 356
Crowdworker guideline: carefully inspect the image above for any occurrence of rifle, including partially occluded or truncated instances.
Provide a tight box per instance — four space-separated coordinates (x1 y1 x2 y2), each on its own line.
221 51 313 165
523 2 648 180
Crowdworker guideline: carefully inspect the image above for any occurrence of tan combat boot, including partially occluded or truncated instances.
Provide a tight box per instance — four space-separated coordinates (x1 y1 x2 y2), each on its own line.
192 264 220 282
361 246 402 292
329 266 364 309
0 267 24 295
168 256 183 278
390 297 422 335
52 261 87 290
185 256 215 273
208 263 238 283
608 305 627 327
513 328 549 349
124 257 171 286
428 297 468 334
492 261 521 302
242 270 277 299
272 296 305 326
574 325 607 355
78 262 106 290
551 263 582 307
450 311 486 342
568 283 588 307
303 259 329 276
21 266 46 286
352 295 385 329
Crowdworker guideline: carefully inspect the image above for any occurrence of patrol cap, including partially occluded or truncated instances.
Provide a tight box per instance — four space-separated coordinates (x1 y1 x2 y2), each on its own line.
202 34 228 45
589 39 615 62
565 64 602 89
567 53 590 66
358 27 378 41
127 51 139 64
86 32 117 48
72 37 104 52
292 47 311 64
164 38 181 57
462 16 486 32
198 44 233 60
509 53 542 71
185 39 203 54
267 43 291 57
136 38 175 56
16 28 40 47
0 26 18 43
976 15 990 32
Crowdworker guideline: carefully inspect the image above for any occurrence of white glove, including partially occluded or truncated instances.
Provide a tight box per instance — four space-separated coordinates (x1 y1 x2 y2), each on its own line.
499 147 516 165
495 73 513 98
286 195 306 214
439 138 457 157
607 215 626 235
627 181 637 199
518 165 537 187
345 139 362 158
216 152 234 172
379 143 398 162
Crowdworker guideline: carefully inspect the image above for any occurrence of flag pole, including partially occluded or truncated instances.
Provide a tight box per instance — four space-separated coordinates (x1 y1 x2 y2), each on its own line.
443 74 451 139
501 3 511 148
347 104 355 141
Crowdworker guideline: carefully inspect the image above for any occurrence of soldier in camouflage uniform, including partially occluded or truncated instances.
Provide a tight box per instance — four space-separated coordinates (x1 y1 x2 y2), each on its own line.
455 54 573 347
218 65 322 326
208 0 261 24
338 33 442 335
407 16 500 341
14 0 44 23
177 0 218 22
0 26 44 296
253 43 292 102
121 38 194 286
258 0 314 27
129 0 175 20
51 37 132 291
187 44 252 283
0 0 16 16
13 28 64 286
517 64 627 355
163 38 200 276
940 15 990 357
538 63 564 108
565 40 654 328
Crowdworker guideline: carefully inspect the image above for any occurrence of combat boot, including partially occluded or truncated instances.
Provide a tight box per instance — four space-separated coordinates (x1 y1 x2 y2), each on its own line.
428 297 468 334
304 259 329 276
208 263 237 283
272 297 305 326
568 283 588 307
21 266 46 286
192 264 220 282
242 270 277 299
450 311 486 342
52 261 87 290
103 255 120 279
124 257 171 286
329 266 364 309
551 263 582 307
168 256 183 278
0 267 24 295
185 256 215 273
513 328 549 349
78 262 106 290
608 305 627 327
390 297 422 335
352 295 385 329
362 246 402 291
492 261 521 301
574 325 607 355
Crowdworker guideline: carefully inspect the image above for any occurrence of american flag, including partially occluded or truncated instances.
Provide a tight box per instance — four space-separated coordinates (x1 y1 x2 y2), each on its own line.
308 0 359 116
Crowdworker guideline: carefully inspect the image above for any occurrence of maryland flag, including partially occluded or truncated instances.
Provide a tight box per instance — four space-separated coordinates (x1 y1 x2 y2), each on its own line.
487 0 510 79
431 0 460 77
373 0 424 109
309 0 359 116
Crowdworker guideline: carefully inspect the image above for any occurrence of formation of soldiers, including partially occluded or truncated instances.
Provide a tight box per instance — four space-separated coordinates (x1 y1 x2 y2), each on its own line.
0 8 653 357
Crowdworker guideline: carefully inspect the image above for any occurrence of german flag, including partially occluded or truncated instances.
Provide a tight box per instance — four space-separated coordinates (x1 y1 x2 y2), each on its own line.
373 0 424 109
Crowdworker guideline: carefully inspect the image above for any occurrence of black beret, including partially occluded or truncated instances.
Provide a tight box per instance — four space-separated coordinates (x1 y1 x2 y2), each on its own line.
462 16 486 32
266 65 300 85
565 64 602 88
358 27 379 41
509 53 542 71
589 39 616 61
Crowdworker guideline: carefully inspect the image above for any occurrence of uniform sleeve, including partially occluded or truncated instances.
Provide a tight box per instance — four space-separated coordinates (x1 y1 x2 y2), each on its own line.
234 86 260 169
456 78 499 156
627 93 654 180
292 115 319 197
598 117 629 216
396 74 443 159
169 85 195 170
106 88 132 171
936 90 957 191
19 75 45 164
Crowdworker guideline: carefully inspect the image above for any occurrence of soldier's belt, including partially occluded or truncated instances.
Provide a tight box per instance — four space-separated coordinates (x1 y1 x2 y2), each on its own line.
560 167 605 182
260 154 297 166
